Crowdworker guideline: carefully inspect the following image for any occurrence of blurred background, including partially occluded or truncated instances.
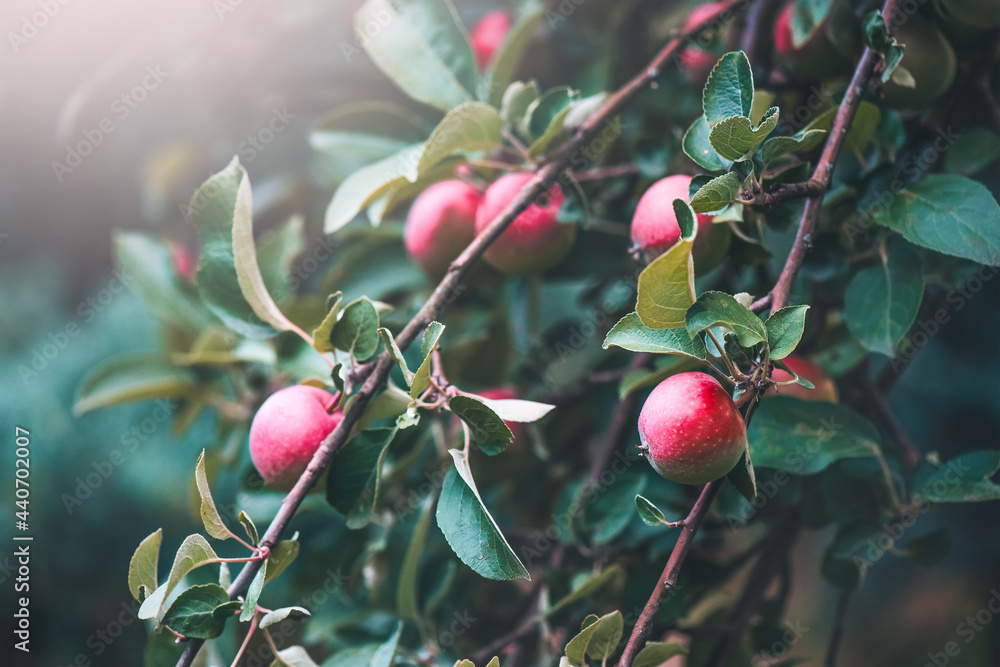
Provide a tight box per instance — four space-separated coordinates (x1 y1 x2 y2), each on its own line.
0 0 997 665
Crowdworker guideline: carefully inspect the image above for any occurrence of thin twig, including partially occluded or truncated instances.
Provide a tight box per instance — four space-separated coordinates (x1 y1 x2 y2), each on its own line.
587 354 650 485
173 3 751 665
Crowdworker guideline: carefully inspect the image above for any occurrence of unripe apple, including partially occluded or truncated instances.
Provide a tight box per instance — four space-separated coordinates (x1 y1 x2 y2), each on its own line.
774 2 853 81
476 386 526 444
679 2 731 83
475 172 575 276
405 180 482 279
638 372 747 485
471 10 511 70
249 385 343 490
881 16 957 109
630 175 731 272
937 0 1000 29
768 355 838 402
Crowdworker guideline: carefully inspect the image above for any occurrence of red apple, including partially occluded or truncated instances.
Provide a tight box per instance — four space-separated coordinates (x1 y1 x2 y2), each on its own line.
405 180 482 279
768 355 838 402
170 242 196 282
249 385 343 490
774 2 853 81
475 172 575 276
638 372 747 485
471 10 511 70
630 175 731 272
679 2 730 83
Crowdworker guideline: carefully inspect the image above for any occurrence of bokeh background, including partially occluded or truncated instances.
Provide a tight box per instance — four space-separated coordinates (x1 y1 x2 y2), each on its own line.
0 1 998 665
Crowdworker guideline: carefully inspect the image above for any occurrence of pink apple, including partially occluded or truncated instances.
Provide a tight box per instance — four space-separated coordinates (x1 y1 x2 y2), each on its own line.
249 385 343 490
638 372 747 485
405 180 482 279
773 2 852 81
170 242 196 282
768 355 838 402
471 10 511 70
475 172 575 276
630 174 731 272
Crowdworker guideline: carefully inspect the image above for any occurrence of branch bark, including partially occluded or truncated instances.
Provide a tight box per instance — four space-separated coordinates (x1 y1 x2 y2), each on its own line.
173 2 750 665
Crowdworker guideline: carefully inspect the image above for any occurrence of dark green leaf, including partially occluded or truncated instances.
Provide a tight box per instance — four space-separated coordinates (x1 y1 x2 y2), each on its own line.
683 115 729 172
603 313 708 360
327 297 381 362
326 428 397 528
634 494 667 526
686 291 768 347
748 397 880 474
759 130 826 165
448 395 513 456
844 245 923 357
264 537 299 585
944 129 1000 176
355 0 476 113
765 305 810 360
872 174 1000 267
238 511 259 547
914 450 1000 503
397 494 436 620
435 450 530 581
542 565 623 619
702 51 754 126
161 584 235 639
727 447 757 503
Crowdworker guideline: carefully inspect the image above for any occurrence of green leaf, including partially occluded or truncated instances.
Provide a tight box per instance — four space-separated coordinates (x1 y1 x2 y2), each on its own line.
194 450 231 541
633 642 689 667
906 529 951 567
237 512 259 547
418 102 503 176
520 86 575 141
310 101 429 178
500 80 540 129
264 537 299 585
410 321 446 398
326 297 381 361
473 396 555 423
915 450 1000 503
802 101 880 153
73 354 195 416
128 528 162 603
542 565 623 619
257 215 307 304
727 447 757 503
673 198 698 240
259 606 311 629
690 171 741 213
164 534 219 602
188 157 275 338
326 428 397 528
484 10 544 106
759 129 826 165
702 51 754 126
378 328 415 387
270 645 321 667
944 129 1000 176
564 610 623 665
113 232 210 330
161 584 236 639
397 494 436 620
636 238 695 330
708 107 780 161
603 313 707 360
634 494 668 526
748 397 880 475
682 115 728 172
435 449 530 581
240 561 267 621
686 291 768 347
872 174 1000 267
790 0 834 47
862 10 905 83
372 621 404 667
356 0 476 113
822 521 882 590
844 246 923 357
324 142 424 233
448 395 513 456
765 305 810 360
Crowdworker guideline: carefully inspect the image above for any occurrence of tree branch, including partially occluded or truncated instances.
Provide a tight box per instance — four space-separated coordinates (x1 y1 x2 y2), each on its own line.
762 0 904 314
173 2 752 665
825 591 853 667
